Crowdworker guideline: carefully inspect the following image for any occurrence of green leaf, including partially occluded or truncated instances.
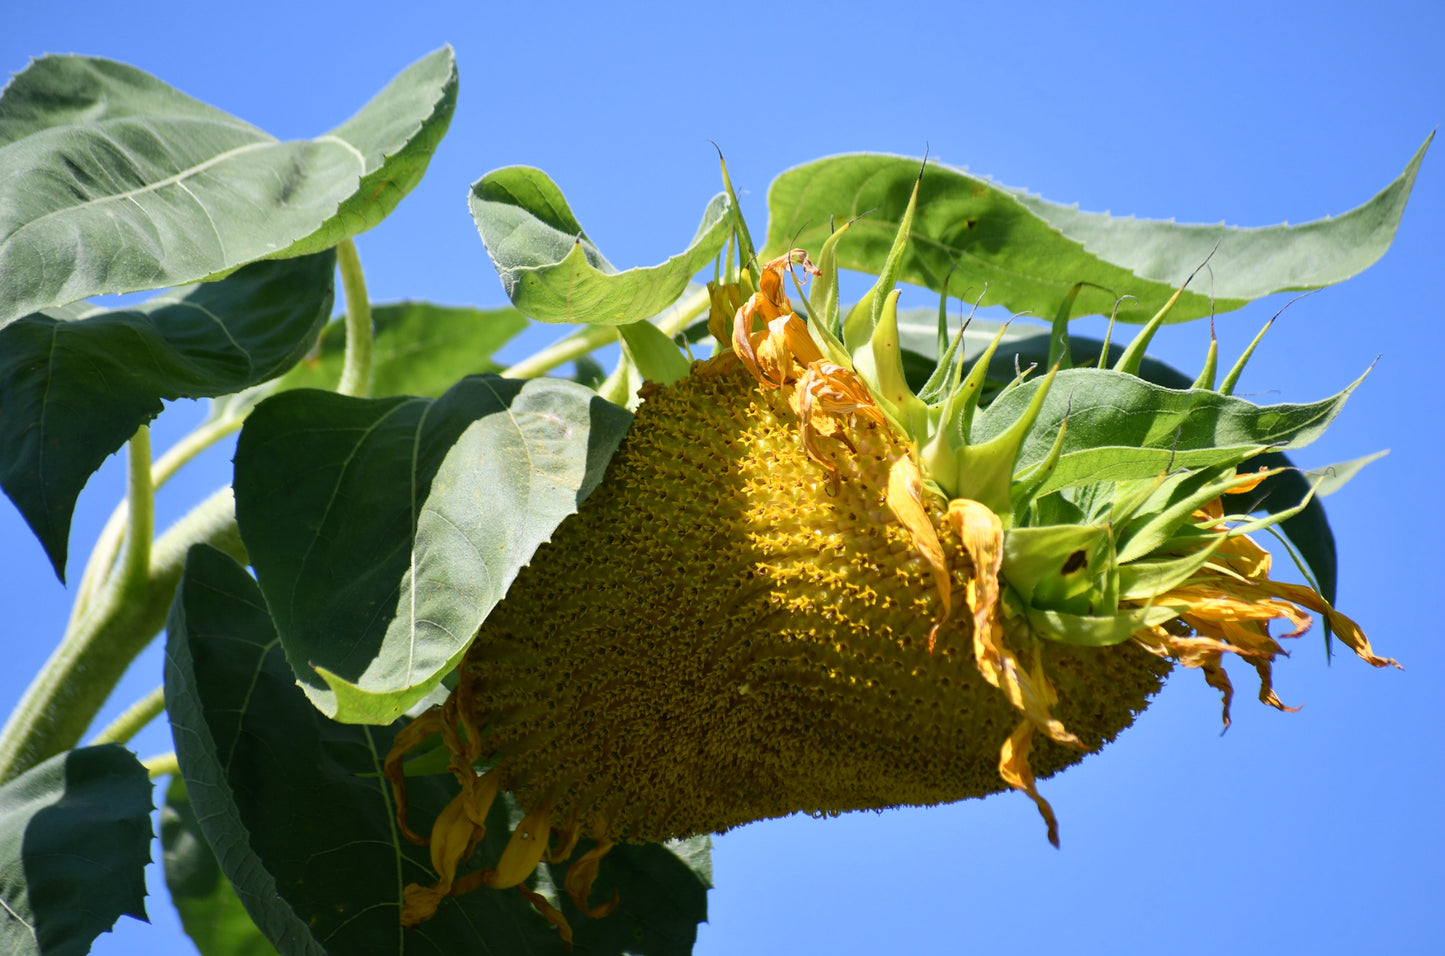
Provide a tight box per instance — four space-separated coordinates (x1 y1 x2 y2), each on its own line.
471 166 730 324
0 48 455 323
545 836 712 956
0 251 334 581
233 376 632 723
1003 133 1432 302
0 745 152 956
277 301 530 398
160 778 279 956
165 544 709 955
973 366 1365 496
764 147 1426 324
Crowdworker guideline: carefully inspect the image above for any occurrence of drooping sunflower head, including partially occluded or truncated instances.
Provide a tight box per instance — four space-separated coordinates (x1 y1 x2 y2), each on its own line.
384 172 1396 942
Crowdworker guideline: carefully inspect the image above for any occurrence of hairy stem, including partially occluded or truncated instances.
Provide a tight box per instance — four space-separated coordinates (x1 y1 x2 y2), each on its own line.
71 413 247 630
501 325 615 380
90 685 165 746
0 487 245 783
335 238 373 398
143 752 180 780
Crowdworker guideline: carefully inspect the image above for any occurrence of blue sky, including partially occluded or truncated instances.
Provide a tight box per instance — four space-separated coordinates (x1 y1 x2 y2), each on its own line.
3 1 1442 953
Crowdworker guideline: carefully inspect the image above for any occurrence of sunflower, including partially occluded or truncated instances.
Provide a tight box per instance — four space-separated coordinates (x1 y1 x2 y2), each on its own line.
385 184 1396 942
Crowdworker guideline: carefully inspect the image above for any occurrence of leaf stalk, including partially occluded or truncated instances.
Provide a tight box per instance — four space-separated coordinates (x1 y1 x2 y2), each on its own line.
335 238 374 398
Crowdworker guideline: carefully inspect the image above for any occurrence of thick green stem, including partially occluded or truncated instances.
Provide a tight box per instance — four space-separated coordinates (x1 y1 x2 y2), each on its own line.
90 685 165 746
143 752 180 780
70 414 246 631
0 486 245 783
501 283 712 381
122 426 154 592
335 238 373 398
501 325 615 380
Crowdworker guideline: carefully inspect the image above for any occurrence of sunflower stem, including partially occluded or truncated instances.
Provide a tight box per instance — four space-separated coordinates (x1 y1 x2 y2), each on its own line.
71 412 246 630
0 486 245 783
143 752 180 780
90 685 166 746
335 238 373 398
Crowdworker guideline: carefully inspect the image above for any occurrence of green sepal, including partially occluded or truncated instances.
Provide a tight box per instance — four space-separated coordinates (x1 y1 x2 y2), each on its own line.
869 167 923 332
1219 315 1276 396
842 289 877 352
919 322 1030 504
950 363 1059 520
801 221 854 368
1115 461 1279 563
916 290 969 405
1009 413 1070 514
618 320 692 387
1113 281 1190 376
713 145 760 287
1047 284 1082 371
1002 524 1117 617
1115 537 1228 602
1192 324 1219 390
1012 593 1179 648
858 290 928 436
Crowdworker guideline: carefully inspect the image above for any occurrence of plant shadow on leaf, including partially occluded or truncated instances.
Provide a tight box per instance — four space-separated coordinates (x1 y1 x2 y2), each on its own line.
0 745 152 956
166 544 708 955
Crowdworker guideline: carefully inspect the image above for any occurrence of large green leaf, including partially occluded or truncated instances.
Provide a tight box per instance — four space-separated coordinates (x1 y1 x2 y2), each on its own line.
0 48 455 324
0 251 334 581
0 745 152 956
765 146 1425 324
233 376 633 723
160 778 279 956
278 301 530 398
165 544 710 955
1003 133 1431 301
975 365 1363 496
471 166 730 324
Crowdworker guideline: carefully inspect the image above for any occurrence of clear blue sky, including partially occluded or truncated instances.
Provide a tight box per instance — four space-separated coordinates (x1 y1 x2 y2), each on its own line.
3 2 1441 954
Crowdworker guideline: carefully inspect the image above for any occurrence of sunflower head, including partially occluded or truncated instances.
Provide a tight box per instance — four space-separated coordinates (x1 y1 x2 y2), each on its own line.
384 172 1396 940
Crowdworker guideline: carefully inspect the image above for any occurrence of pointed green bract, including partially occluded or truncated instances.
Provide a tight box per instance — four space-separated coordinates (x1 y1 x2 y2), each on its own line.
619 319 693 388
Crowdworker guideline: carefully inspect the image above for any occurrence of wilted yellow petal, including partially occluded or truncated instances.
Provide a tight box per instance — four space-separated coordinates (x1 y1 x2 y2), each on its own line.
384 707 444 844
482 804 553 890
564 840 620 919
707 280 743 345
886 457 952 646
947 499 1003 644
1268 580 1402 669
998 721 1061 847
399 789 487 927
517 884 574 947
